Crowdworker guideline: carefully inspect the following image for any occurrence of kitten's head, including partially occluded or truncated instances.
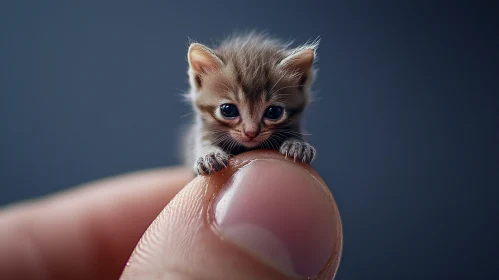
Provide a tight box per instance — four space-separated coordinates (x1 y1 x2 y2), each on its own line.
187 34 318 149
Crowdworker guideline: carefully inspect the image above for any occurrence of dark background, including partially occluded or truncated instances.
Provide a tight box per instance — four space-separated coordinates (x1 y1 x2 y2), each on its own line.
1 1 498 279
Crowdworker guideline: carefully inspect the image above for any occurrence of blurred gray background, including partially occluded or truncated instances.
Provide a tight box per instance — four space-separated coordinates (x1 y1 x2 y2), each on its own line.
1 1 498 279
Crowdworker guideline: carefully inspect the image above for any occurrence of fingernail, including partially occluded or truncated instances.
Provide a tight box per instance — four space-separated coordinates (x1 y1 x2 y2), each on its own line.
214 159 339 277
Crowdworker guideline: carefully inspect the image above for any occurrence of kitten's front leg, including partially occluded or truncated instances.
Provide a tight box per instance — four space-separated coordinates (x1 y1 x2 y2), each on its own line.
194 146 230 175
279 138 316 164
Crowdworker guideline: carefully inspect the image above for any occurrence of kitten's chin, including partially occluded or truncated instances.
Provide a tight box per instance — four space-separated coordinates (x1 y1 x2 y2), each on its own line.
239 140 260 148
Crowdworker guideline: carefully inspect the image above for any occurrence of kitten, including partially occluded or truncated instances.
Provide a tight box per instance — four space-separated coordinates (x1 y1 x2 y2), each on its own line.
183 33 318 175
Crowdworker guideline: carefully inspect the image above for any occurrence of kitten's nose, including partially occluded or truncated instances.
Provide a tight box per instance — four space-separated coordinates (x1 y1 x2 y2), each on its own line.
244 129 259 138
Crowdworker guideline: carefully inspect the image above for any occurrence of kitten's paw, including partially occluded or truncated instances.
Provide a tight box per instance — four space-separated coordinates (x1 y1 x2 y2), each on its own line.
279 139 316 164
194 151 230 175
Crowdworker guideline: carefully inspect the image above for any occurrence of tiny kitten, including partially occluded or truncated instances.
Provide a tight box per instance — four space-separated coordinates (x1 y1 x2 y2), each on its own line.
183 33 318 175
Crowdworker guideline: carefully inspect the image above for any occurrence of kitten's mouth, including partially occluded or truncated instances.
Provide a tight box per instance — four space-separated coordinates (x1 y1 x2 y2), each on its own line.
240 139 259 146
239 138 261 148
231 133 266 148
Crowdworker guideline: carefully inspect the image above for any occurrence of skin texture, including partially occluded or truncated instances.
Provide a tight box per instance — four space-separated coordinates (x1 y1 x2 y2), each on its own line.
0 151 342 280
184 33 318 175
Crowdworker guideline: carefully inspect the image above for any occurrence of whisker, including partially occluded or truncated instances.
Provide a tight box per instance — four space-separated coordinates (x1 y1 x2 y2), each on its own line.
226 139 233 153
214 81 233 93
271 134 286 141
268 137 278 150
229 138 239 153
272 136 282 150
225 137 236 151
268 74 286 94
212 134 230 146
203 131 226 137
210 133 224 141
205 134 227 144
270 85 303 95
202 129 228 136
261 138 271 150
274 129 312 136
221 140 231 153
263 139 270 149
203 131 223 136
263 139 272 150
225 137 235 154
180 112 193 118
270 131 289 138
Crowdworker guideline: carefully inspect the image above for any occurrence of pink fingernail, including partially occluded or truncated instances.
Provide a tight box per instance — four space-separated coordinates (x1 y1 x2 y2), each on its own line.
214 159 339 277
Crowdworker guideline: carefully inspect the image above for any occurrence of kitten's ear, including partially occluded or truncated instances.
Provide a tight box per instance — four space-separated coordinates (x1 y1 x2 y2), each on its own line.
188 43 223 75
277 46 317 86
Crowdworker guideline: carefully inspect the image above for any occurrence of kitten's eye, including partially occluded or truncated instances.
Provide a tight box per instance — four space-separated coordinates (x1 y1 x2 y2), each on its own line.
264 106 284 120
220 104 239 118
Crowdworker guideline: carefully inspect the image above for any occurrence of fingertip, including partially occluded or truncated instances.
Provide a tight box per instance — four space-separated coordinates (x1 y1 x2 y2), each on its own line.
211 154 341 278
121 151 342 279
